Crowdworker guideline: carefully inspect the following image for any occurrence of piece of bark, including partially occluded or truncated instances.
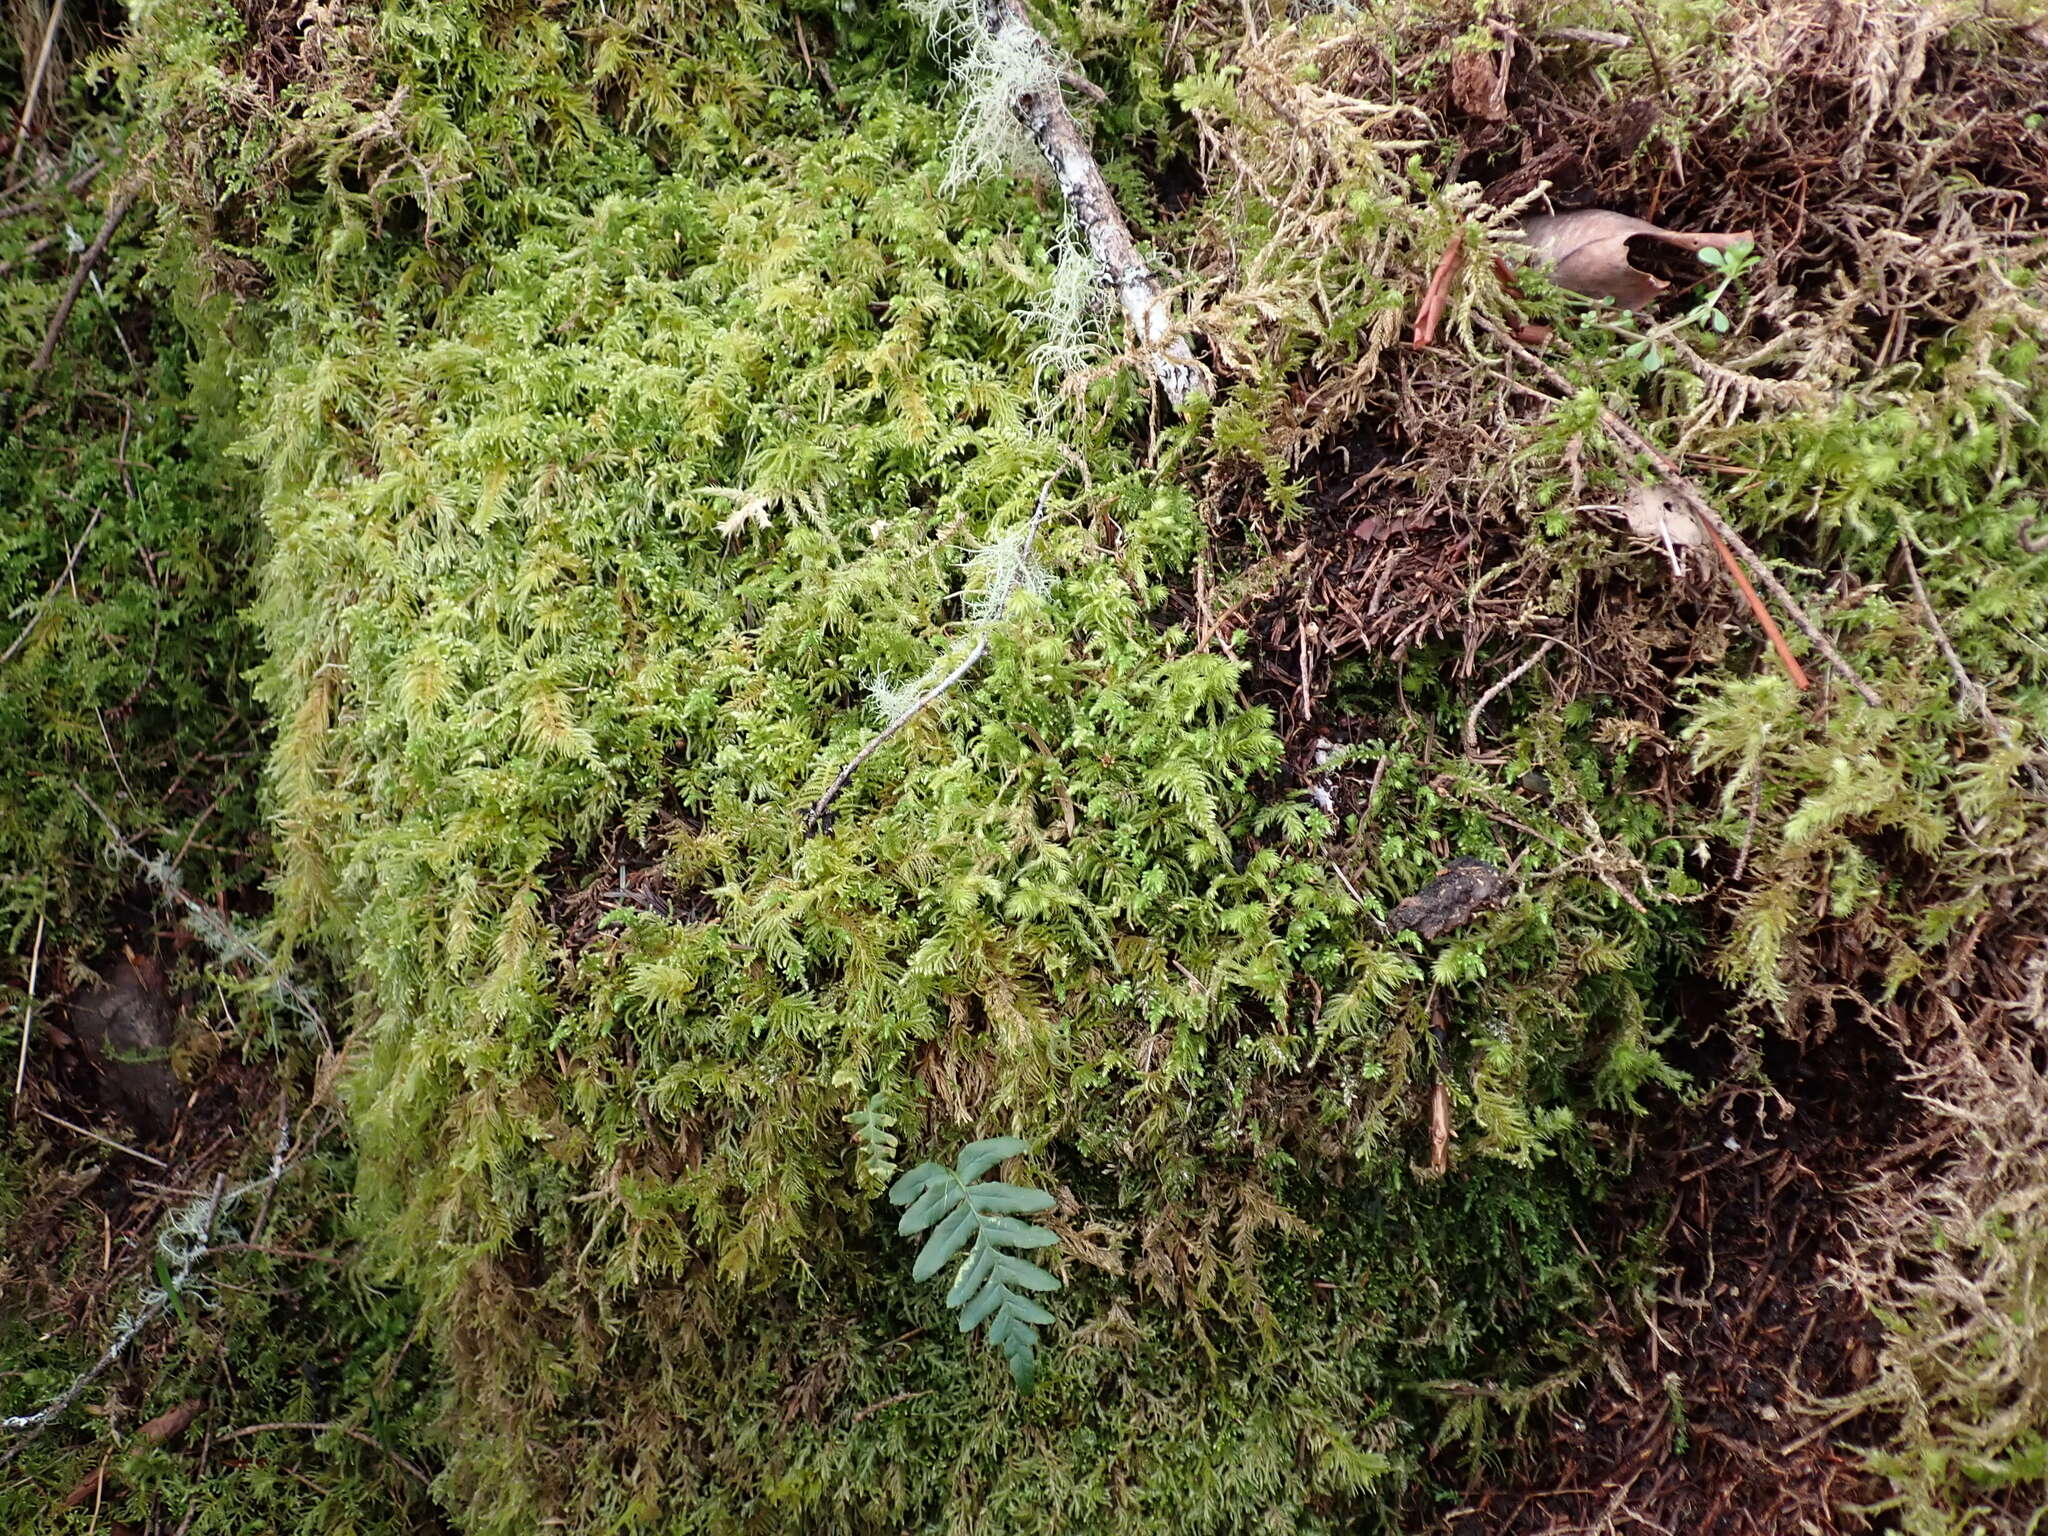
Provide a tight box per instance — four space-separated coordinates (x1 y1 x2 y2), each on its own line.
1516 210 1752 310
66 957 181 1136
1388 858 1510 940
1450 39 1509 120
980 0 1209 407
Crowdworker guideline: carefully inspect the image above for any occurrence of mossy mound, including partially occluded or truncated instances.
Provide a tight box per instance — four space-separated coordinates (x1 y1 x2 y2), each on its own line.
16 0 2042 1530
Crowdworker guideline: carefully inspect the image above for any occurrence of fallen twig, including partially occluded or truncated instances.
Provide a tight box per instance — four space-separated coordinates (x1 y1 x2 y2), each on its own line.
1 1100 300 1463
0 1175 226 1467
974 0 1207 407
75 786 335 1052
805 482 1053 835
1484 315 1882 707
1898 537 2011 746
6 0 66 174
33 1107 167 1167
0 504 103 665
1700 520 1809 692
29 186 137 378
1462 637 1557 752
11 912 42 1115
850 1389 932 1424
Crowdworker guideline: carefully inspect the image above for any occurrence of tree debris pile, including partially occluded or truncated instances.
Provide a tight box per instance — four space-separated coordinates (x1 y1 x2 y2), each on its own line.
1173 2 2048 1528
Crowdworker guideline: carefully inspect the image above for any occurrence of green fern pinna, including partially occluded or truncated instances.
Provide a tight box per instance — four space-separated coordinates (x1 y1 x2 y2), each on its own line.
890 1138 1062 1389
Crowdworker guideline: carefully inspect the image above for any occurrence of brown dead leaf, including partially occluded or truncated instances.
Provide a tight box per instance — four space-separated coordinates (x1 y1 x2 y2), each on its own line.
1517 210 1754 310
137 1398 205 1447
1410 233 1465 348
59 1399 204 1508
1427 1077 1452 1176
60 1460 108 1511
1350 506 1439 544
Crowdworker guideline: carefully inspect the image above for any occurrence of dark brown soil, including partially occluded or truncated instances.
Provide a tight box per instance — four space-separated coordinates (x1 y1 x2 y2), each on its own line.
5 919 288 1338
1439 1014 1902 1535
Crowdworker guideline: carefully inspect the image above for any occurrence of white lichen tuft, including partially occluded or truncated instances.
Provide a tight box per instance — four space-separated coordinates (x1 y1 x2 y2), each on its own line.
963 521 1053 625
910 0 1109 386
1022 229 1110 388
3 1112 292 1438
867 670 935 726
908 0 1066 194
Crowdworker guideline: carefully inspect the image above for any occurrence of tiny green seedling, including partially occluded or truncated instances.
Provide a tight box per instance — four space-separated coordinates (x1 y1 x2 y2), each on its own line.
1621 238 1758 371
1685 239 1758 335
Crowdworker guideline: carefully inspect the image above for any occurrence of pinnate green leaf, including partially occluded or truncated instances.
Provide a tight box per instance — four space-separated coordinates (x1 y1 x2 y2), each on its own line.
955 1136 1029 1182
887 1138 1062 1390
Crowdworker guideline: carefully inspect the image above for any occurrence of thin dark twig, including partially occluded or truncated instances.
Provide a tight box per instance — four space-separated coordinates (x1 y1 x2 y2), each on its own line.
7 0 66 174
215 1421 431 1487
804 481 1054 834
29 186 137 377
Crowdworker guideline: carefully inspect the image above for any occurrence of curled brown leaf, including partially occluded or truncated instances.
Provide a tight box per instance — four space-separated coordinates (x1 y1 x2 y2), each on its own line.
1517 209 1755 309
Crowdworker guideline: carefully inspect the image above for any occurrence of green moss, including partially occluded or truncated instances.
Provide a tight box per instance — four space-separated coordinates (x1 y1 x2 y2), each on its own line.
86 2 1698 1527
81 0 2048 1528
0 195 262 943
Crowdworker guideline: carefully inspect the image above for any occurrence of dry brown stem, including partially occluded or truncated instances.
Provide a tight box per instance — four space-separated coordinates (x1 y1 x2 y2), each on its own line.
29 187 137 378
5 0 65 174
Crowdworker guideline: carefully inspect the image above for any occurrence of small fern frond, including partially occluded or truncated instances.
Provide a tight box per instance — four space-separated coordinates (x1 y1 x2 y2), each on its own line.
889 1136 1061 1389
846 1094 901 1189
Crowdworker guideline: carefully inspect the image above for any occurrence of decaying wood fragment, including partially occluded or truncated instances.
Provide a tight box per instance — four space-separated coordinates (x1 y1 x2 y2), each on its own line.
1449 33 1511 121
1389 857 1510 940
977 0 1208 407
